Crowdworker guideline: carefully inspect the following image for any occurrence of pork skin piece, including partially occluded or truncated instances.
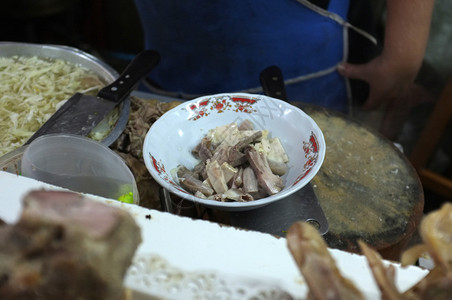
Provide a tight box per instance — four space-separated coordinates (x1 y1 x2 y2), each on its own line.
179 172 214 197
227 148 248 167
0 190 141 300
192 160 208 180
220 162 238 184
231 131 263 152
206 160 228 194
245 146 284 195
231 167 244 189
249 188 269 200
177 165 198 180
192 136 213 161
242 166 259 194
253 137 288 176
207 122 238 148
267 159 288 176
211 131 262 167
223 188 254 202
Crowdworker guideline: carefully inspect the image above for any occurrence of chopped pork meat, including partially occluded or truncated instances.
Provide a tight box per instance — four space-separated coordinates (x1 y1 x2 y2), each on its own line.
245 146 284 195
176 119 289 202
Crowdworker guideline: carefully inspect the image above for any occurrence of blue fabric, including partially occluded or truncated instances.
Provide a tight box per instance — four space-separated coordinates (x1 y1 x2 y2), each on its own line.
135 0 351 112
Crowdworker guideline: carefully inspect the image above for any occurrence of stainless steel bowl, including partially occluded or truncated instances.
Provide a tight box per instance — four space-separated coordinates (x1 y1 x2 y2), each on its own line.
0 41 129 147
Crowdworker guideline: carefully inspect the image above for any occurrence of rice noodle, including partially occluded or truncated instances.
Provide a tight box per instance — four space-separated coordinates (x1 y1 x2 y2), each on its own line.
0 56 105 157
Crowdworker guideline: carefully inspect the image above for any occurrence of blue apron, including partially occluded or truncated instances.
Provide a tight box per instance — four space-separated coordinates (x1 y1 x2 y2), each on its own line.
134 0 372 113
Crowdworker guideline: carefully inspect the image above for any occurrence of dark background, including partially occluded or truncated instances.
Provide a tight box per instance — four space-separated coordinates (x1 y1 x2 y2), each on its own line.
0 0 144 73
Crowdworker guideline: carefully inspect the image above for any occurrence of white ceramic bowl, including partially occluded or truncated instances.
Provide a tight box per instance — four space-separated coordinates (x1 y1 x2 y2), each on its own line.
143 93 326 211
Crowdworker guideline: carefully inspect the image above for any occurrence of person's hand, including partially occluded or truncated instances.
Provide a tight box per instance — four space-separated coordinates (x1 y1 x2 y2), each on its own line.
338 57 434 140
338 0 434 112
337 56 416 111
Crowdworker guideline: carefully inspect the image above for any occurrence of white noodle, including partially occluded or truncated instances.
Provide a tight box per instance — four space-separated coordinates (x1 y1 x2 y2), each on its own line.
0 56 104 157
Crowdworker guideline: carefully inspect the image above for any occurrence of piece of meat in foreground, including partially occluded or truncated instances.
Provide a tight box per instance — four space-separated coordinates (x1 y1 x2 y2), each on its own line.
286 221 364 300
0 190 141 300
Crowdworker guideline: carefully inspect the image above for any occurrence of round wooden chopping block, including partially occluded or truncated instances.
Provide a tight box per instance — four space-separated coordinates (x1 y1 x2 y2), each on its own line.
300 104 424 260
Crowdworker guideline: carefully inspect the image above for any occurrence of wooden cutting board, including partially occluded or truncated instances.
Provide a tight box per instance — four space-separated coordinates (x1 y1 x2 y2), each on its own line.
300 104 424 260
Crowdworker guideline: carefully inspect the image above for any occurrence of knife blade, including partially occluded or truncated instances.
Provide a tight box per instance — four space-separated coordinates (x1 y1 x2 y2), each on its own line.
258 65 329 235
25 49 160 145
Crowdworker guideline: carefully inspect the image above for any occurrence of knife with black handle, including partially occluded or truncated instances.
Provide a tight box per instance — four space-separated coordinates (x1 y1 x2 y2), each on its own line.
26 49 160 145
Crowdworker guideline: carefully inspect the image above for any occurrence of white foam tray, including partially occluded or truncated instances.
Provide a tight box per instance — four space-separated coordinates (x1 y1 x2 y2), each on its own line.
0 171 428 299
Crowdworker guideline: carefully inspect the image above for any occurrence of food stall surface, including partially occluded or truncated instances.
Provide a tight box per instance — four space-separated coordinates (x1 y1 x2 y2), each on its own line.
0 90 424 261
0 171 428 299
116 92 424 261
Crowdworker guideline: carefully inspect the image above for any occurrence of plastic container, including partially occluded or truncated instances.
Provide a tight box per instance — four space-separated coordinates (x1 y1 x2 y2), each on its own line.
21 134 139 204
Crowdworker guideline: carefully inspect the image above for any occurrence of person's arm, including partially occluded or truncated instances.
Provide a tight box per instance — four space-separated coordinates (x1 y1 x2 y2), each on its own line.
338 0 435 110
